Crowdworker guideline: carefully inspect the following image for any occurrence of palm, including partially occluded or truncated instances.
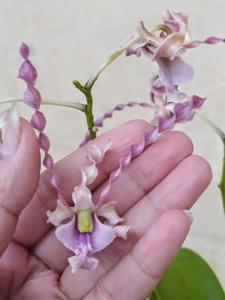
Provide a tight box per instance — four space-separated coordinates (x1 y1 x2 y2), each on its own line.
0 120 211 300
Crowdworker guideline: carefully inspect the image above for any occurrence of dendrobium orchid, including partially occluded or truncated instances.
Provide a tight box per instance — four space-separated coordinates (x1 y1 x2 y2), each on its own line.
47 142 130 273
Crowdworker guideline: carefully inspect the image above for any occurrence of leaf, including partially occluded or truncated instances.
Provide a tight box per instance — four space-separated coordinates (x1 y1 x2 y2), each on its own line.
149 248 225 300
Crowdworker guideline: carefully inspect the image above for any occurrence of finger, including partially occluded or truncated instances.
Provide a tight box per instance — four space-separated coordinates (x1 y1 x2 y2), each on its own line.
34 131 193 271
84 210 191 300
14 120 151 246
58 155 211 299
0 119 40 256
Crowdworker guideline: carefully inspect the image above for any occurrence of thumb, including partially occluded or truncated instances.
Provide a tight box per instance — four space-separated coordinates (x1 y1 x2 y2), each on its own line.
0 105 40 256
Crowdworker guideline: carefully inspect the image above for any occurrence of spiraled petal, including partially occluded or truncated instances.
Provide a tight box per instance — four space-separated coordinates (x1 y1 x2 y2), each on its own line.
174 101 193 122
81 141 112 186
91 214 116 253
157 113 176 132
97 201 124 225
72 172 94 211
46 200 73 226
89 140 112 164
68 255 84 273
115 225 131 239
177 99 191 112
55 216 79 253
68 255 99 273
83 256 99 270
158 57 194 90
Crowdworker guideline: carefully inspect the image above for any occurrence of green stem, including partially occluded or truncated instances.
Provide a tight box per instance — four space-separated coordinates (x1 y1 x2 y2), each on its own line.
219 139 225 213
85 36 139 89
0 98 86 112
73 81 96 140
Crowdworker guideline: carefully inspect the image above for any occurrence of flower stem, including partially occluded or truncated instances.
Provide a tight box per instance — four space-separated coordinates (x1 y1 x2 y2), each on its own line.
0 98 86 112
73 80 96 140
85 36 139 89
219 139 225 213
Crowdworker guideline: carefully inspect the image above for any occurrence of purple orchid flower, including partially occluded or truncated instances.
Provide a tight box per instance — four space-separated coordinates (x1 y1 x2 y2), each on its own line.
47 142 130 273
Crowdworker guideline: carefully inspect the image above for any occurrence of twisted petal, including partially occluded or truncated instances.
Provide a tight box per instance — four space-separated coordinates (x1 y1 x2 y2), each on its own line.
174 101 193 122
96 201 124 225
192 95 206 109
115 225 131 239
68 255 98 273
72 172 94 211
81 141 112 186
157 57 194 90
20 42 30 59
68 255 84 273
91 214 116 253
157 113 176 132
46 200 73 226
18 59 37 85
24 86 41 110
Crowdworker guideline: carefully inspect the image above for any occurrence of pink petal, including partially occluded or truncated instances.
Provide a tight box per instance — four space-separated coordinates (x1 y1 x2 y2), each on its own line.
96 201 124 225
91 215 116 253
55 216 79 253
46 200 73 226
158 57 194 90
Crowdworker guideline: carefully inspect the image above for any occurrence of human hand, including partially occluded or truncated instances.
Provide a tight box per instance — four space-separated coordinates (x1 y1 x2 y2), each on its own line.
0 119 211 300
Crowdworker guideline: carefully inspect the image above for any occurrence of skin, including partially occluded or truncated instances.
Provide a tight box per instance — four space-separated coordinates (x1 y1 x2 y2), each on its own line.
0 119 212 300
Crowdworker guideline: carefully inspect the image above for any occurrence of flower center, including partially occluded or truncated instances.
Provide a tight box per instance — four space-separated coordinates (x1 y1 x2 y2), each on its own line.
77 210 93 233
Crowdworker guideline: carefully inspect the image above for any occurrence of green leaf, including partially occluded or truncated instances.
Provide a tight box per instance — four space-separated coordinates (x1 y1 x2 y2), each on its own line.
149 248 225 300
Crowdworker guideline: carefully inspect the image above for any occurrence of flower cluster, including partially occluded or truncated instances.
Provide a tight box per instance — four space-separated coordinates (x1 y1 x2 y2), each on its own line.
125 10 205 132
47 142 130 273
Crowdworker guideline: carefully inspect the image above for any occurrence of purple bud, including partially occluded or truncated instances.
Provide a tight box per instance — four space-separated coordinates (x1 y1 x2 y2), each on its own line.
192 95 205 109
31 111 46 132
43 152 54 169
24 86 41 109
18 60 37 85
20 42 30 59
38 133 50 151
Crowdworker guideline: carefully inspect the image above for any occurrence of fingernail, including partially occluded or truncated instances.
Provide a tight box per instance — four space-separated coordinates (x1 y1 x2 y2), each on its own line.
182 209 194 224
0 103 21 156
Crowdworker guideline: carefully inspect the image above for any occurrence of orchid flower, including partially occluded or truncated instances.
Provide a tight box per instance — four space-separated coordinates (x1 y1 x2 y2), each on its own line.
47 142 130 273
126 11 189 61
